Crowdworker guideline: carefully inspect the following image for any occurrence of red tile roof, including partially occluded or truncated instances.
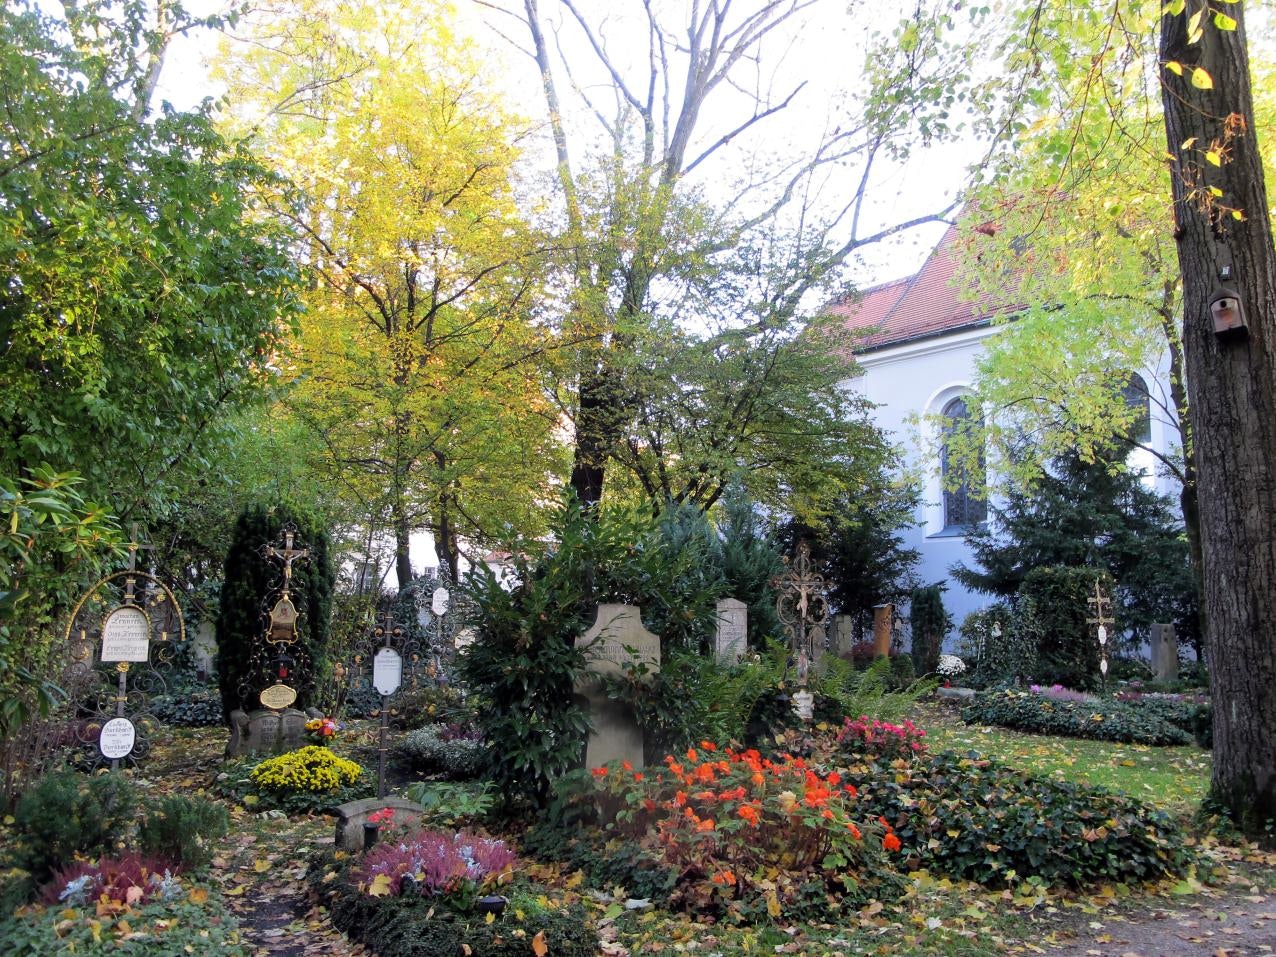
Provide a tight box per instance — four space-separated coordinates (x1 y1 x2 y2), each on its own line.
826 225 1010 354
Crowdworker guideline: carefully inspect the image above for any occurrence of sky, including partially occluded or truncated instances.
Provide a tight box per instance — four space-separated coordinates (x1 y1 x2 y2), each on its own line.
154 0 978 290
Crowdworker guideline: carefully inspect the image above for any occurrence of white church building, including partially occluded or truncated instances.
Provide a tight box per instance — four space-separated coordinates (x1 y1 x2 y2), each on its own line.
829 225 1183 634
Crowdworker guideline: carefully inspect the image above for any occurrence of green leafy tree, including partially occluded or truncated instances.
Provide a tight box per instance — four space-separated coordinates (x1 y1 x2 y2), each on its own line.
713 487 785 649
215 504 334 719
508 0 986 507
215 0 562 583
0 0 300 521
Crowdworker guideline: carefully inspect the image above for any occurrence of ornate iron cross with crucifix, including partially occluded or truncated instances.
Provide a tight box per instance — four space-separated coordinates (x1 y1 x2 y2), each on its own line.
1086 580 1116 689
773 543 830 692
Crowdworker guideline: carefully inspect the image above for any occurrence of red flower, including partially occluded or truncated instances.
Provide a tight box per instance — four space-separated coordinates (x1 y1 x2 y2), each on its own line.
591 767 608 778
883 832 902 853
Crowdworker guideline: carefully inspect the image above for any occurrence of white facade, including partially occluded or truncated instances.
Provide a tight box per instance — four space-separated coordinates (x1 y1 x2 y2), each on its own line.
840 312 1183 641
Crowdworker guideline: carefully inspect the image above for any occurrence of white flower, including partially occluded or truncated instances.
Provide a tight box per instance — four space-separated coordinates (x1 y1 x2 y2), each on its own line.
937 654 966 677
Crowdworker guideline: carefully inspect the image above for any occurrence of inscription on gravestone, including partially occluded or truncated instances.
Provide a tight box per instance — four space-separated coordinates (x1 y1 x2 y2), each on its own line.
100 606 151 663
99 717 136 760
575 604 661 770
714 598 747 665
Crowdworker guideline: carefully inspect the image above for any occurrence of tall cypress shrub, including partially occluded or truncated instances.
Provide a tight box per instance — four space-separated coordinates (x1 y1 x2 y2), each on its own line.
1017 566 1113 692
909 583 951 676
216 503 334 719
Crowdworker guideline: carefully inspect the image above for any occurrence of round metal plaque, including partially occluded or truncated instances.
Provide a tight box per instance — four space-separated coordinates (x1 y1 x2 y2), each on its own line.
372 648 403 697
259 683 298 710
99 717 137 759
100 605 151 663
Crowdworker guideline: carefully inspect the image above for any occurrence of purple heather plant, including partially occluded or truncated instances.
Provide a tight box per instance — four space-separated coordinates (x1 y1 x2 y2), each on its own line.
356 829 515 898
1027 684 1096 703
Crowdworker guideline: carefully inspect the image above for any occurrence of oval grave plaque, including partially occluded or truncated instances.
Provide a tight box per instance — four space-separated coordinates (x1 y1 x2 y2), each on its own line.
431 586 450 616
260 682 298 710
100 605 151 663
99 717 136 759
372 648 403 697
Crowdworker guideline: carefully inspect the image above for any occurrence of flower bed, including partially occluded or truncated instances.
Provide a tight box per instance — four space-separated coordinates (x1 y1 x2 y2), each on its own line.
308 849 595 957
962 689 1192 745
835 716 928 761
540 743 904 923
398 723 486 779
841 750 1194 888
0 856 247 955
217 746 373 813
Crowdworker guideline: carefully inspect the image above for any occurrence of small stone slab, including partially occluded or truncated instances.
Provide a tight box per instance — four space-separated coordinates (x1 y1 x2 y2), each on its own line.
334 797 426 852
936 686 976 702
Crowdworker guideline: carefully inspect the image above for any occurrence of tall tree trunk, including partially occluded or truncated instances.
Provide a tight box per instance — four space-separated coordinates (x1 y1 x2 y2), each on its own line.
432 452 460 583
392 501 413 590
1160 1 1276 833
569 371 609 506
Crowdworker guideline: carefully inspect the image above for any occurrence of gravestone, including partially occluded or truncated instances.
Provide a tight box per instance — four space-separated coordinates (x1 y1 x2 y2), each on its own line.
833 614 856 658
191 621 218 680
808 622 827 672
574 604 660 771
226 706 309 757
872 604 893 658
1150 623 1178 683
334 796 427 852
713 598 747 665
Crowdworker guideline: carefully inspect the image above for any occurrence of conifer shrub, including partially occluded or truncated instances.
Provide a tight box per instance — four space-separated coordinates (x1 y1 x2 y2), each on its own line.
908 583 951 675
13 771 138 881
215 503 334 719
1017 566 1113 690
137 795 229 873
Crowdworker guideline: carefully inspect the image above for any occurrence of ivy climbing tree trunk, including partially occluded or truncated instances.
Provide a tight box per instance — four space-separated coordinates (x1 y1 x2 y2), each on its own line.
1159 1 1276 831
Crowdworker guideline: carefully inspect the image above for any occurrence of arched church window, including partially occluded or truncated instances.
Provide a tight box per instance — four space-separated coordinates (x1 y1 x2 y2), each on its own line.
1122 373 1152 445
941 396 987 530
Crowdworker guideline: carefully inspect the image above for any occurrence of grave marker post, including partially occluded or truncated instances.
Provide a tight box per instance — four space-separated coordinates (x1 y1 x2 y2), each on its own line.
371 613 405 799
772 544 830 713
1086 581 1116 692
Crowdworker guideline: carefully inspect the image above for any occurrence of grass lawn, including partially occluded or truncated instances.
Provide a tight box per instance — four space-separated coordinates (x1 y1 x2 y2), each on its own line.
910 700 1213 819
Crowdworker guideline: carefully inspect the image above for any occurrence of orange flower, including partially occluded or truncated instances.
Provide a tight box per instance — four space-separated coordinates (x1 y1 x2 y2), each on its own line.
695 817 716 832
710 869 735 885
751 772 765 787
684 806 698 821
846 823 862 840
844 784 859 798
622 760 633 772
591 767 608 777
693 790 716 802
668 762 684 776
700 740 717 752
883 832 902 853
633 772 644 782
821 808 834 820
826 771 842 787
674 790 687 807
694 764 717 784
737 804 761 826
686 748 699 763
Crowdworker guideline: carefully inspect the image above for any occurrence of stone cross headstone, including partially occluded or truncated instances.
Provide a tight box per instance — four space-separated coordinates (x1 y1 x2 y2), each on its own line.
1150 623 1178 683
574 604 660 770
833 614 856 658
713 598 747 665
